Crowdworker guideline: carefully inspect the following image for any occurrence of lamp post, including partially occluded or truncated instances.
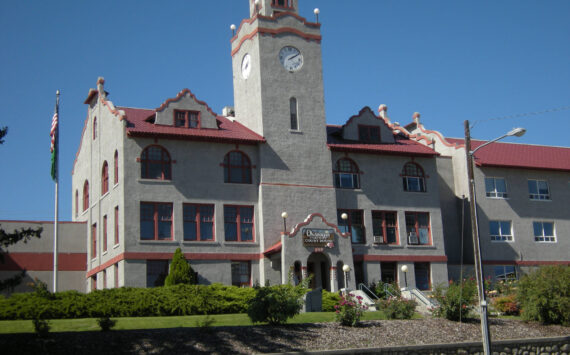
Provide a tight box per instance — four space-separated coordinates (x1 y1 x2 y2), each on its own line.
314 8 320 23
281 212 288 234
464 120 526 355
342 264 351 290
401 265 408 290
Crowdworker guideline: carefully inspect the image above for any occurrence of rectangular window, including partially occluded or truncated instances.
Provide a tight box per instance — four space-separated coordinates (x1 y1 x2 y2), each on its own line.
114 263 119 288
414 262 431 290
528 179 550 200
140 202 173 240
224 206 254 242
380 262 397 284
114 206 119 245
91 223 97 258
231 261 251 287
102 269 107 289
184 204 215 241
405 212 431 245
358 125 381 143
290 97 298 130
485 177 508 198
174 110 200 128
103 215 108 252
337 209 365 244
272 0 292 8
146 260 169 288
494 265 517 281
489 220 513 242
533 221 556 242
372 211 398 244
91 275 97 291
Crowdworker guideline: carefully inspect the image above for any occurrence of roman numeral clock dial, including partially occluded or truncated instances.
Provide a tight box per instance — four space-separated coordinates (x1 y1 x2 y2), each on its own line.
279 46 303 72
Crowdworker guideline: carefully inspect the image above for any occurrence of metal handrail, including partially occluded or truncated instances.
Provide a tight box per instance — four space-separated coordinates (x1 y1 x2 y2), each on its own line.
383 283 398 298
358 283 379 301
409 288 439 307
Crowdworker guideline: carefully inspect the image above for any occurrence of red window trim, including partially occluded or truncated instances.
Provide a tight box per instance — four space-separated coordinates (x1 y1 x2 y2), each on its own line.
357 124 381 143
114 150 119 185
173 109 201 129
224 205 255 242
140 145 172 180
91 275 97 291
83 180 90 211
183 203 215 242
372 210 399 245
222 150 252 184
402 162 427 192
271 0 294 9
101 161 109 195
103 215 108 253
404 211 432 246
114 206 119 245
140 202 173 241
337 209 365 244
333 158 361 189
91 223 97 258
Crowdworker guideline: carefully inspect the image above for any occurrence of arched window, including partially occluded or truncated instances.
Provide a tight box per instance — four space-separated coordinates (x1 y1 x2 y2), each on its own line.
223 151 252 184
114 150 119 185
141 145 171 180
83 180 89 211
93 117 97 140
290 97 298 130
101 161 109 194
402 162 426 192
334 158 360 189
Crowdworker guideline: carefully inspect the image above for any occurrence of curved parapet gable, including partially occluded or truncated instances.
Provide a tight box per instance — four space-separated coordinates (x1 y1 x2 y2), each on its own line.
288 212 349 239
154 89 218 129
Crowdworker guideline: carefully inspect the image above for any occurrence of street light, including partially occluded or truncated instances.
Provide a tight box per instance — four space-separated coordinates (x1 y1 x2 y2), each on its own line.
281 211 288 233
401 265 408 290
342 264 351 290
464 121 526 355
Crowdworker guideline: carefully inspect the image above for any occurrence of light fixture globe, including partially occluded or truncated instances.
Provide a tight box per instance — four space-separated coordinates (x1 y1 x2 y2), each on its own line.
230 24 236 31
314 8 320 15
342 264 351 273
401 265 408 273
281 211 288 219
341 213 348 220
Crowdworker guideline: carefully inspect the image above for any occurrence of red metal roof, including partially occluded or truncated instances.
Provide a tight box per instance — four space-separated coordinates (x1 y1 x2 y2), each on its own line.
447 138 570 172
120 107 265 144
327 125 438 157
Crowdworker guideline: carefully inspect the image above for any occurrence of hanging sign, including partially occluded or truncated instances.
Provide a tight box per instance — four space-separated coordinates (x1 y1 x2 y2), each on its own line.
302 228 334 247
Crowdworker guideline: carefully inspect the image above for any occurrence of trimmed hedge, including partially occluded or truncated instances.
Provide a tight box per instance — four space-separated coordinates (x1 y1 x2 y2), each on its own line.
0 284 256 320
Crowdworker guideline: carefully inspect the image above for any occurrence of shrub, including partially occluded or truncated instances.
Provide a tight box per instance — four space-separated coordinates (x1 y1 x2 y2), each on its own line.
322 290 341 312
334 292 367 326
491 294 520 316
431 278 477 321
164 248 196 286
517 265 569 325
33 317 50 337
247 284 306 325
97 316 117 331
374 282 401 299
377 296 416 319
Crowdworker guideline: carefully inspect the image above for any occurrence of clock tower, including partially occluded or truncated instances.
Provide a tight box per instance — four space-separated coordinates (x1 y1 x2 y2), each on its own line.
231 0 342 284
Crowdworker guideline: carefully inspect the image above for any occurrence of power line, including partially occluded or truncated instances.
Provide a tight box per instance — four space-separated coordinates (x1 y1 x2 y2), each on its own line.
471 105 570 128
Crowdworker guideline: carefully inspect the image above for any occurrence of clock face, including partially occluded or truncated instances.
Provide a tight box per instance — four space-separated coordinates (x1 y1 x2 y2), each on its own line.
279 46 303 72
241 53 251 79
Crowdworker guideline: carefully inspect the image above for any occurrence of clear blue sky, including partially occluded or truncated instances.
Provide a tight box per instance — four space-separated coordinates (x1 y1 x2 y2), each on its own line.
1 0 569 221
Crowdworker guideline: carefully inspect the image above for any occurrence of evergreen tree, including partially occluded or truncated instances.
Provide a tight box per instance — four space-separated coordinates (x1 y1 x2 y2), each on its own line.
0 128 43 291
164 248 196 286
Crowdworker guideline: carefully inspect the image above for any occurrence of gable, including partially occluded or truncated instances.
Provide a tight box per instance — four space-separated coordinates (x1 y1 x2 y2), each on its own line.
154 89 218 129
341 107 395 144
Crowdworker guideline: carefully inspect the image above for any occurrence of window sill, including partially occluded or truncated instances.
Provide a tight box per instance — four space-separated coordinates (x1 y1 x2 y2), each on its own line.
406 245 436 249
139 240 178 245
113 183 119 189
113 243 120 249
485 196 509 200
182 241 221 245
372 244 403 248
223 241 259 246
289 130 303 134
138 179 172 185
529 198 551 202
101 191 110 200
490 240 514 243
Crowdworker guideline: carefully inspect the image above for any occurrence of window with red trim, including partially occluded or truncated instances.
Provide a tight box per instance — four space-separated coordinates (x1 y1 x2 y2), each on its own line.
101 161 109 194
334 158 360 189
402 162 426 192
114 150 119 185
140 202 173 240
114 206 119 245
223 151 252 184
337 209 365 244
103 215 108 252
183 204 215 241
372 211 398 244
83 180 89 211
224 206 254 242
174 110 200 128
405 212 431 245
358 125 381 143
91 275 97 291
272 0 293 8
141 145 171 180
231 261 251 287
91 223 97 258
93 117 97 140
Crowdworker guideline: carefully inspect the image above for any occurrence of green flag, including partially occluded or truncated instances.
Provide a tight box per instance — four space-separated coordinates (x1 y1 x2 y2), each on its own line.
50 112 58 181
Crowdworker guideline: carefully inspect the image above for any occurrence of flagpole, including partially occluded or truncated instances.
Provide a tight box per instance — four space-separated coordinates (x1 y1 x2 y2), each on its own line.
53 90 60 293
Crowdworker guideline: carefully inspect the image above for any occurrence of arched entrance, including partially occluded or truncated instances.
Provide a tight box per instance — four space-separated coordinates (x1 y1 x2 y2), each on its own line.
307 252 331 291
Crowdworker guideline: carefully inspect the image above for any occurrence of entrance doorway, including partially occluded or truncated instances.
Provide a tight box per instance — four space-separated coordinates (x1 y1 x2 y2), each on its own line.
307 252 331 291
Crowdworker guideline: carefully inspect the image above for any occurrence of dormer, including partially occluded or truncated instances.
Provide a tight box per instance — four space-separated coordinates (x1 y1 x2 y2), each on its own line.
341 107 396 144
250 0 298 18
154 89 218 129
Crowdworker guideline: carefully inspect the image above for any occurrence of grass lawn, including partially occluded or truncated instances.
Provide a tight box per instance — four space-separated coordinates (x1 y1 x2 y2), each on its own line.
0 311 402 334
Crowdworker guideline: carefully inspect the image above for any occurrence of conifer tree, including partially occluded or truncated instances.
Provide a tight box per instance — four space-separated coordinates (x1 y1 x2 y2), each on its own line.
164 248 197 286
